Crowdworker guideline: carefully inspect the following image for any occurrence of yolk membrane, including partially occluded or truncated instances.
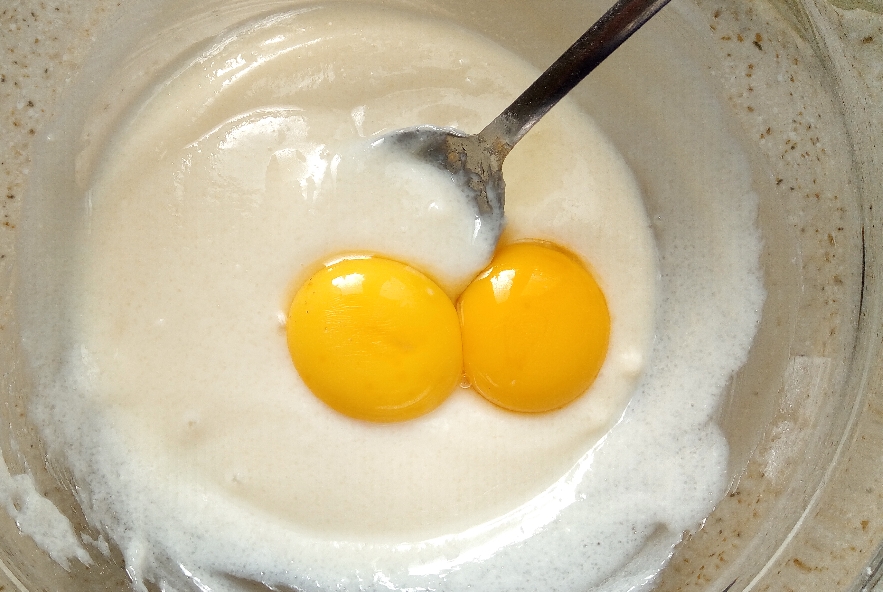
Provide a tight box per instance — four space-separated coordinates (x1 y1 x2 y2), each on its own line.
287 256 462 422
457 242 611 413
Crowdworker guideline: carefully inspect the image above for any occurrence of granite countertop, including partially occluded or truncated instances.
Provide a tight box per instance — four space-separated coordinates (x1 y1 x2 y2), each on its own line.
1 1 118 270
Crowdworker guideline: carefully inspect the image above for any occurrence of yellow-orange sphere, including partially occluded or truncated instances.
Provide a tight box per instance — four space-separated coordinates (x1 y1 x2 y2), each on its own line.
287 256 462 422
457 242 610 413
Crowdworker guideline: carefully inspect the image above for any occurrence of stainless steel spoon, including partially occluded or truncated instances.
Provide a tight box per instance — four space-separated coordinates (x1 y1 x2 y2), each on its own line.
381 0 671 245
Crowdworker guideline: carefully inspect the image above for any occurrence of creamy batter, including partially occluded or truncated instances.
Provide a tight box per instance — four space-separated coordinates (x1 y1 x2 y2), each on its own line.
18 4 764 592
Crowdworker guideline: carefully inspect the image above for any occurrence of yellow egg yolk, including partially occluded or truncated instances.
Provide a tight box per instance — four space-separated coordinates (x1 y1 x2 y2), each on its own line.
287 256 462 422
457 242 611 413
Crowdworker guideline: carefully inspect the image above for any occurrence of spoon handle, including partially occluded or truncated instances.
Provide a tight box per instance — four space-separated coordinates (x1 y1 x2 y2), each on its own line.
479 0 672 154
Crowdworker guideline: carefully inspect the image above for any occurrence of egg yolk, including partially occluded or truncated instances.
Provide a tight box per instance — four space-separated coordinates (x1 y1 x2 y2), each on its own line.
287 256 462 422
457 241 611 413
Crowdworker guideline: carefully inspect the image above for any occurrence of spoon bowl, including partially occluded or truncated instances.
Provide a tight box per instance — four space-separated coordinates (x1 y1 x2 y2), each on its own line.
380 126 507 244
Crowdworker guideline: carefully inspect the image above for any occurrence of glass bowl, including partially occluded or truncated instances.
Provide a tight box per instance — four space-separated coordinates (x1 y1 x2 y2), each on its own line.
0 0 880 590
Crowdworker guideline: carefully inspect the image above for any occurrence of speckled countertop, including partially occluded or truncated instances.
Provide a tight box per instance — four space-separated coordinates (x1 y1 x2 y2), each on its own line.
1 1 118 262
2 1 882 591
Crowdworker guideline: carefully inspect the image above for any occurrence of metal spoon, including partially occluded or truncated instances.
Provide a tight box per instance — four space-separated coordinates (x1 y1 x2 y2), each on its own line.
381 0 671 245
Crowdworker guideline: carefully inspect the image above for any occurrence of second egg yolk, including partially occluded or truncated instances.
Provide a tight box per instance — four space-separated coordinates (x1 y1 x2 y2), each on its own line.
287 256 462 422
457 242 611 413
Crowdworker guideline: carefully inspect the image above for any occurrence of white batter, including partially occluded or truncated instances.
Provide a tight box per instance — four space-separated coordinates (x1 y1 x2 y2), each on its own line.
19 4 764 592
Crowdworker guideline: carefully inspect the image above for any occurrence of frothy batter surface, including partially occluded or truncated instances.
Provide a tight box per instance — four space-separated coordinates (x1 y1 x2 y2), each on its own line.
21 4 763 592
77 3 655 540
